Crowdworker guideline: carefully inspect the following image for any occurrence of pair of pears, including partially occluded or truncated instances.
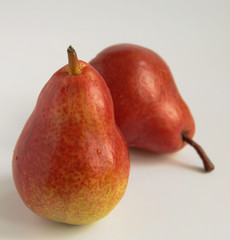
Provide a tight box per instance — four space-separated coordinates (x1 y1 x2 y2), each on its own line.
12 44 214 225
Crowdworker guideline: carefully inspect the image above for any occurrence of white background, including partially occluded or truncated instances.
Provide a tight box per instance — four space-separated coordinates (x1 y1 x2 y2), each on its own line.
0 0 230 239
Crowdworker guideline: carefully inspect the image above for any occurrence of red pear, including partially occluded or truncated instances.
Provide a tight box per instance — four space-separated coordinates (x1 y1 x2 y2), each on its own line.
90 44 214 172
12 46 130 225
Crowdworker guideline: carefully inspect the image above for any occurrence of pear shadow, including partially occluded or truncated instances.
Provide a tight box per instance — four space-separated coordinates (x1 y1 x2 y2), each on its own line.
0 176 93 240
128 147 204 173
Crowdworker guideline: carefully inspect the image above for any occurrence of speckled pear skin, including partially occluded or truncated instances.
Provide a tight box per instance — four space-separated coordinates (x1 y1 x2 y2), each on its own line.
12 61 130 225
90 44 195 153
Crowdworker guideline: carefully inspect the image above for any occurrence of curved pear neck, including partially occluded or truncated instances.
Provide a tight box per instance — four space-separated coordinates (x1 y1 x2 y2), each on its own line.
67 46 82 75
182 134 215 172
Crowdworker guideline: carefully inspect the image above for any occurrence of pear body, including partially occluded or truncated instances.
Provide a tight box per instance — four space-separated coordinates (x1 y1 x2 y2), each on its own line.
12 61 130 225
90 44 195 153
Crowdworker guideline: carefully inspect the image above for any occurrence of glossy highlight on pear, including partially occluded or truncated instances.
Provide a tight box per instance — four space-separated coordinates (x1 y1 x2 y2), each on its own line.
90 43 214 172
12 46 130 225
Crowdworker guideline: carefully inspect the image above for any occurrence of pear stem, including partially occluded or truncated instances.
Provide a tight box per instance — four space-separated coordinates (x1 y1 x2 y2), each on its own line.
182 134 215 172
67 45 81 75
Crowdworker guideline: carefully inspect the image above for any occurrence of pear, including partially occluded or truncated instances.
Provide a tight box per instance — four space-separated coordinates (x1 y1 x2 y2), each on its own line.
90 44 214 172
12 46 130 225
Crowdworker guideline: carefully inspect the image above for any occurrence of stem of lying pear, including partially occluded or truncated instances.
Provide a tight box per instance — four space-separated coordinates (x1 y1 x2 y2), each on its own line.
182 134 215 172
67 45 82 75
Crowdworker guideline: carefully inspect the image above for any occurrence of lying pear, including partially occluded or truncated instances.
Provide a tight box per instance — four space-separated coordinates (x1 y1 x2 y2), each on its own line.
12 46 130 225
90 43 214 172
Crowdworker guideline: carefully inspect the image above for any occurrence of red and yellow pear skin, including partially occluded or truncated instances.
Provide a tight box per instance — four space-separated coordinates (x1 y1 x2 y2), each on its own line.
90 44 195 153
12 50 130 225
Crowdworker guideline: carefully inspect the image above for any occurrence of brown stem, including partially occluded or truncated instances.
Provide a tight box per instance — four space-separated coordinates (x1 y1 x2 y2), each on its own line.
182 134 214 172
67 45 81 75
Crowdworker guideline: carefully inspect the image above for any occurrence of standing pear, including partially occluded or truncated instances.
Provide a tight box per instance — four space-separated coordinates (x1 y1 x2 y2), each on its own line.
12 46 130 225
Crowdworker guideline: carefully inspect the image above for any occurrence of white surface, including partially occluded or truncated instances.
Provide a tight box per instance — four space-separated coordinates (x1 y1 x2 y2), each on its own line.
0 0 230 239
